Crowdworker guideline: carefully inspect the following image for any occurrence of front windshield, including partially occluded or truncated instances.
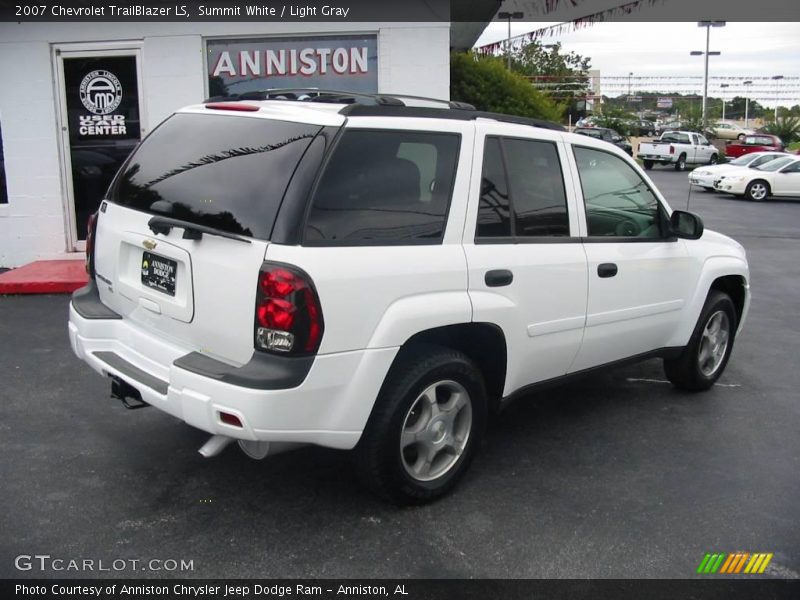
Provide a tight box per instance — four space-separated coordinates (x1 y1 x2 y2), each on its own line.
756 157 794 172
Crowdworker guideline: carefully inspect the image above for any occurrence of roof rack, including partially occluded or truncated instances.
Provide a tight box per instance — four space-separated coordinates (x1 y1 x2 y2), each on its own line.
202 88 476 110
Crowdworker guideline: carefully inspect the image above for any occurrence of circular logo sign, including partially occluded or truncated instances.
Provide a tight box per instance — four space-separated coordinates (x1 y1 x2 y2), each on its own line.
79 70 123 115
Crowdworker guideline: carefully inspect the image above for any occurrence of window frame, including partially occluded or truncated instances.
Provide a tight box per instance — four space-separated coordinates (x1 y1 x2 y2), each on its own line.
475 134 576 245
571 144 674 244
300 127 462 248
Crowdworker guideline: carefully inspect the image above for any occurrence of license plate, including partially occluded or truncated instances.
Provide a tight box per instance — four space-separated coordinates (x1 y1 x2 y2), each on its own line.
141 251 177 296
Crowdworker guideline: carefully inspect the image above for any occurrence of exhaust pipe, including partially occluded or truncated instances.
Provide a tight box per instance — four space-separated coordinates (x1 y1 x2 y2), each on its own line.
198 435 234 458
238 440 305 460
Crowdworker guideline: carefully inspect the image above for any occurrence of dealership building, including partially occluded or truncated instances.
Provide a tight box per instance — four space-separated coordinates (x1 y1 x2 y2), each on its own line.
0 19 488 266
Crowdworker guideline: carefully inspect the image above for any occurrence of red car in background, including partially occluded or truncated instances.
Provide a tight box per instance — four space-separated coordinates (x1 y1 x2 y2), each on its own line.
725 134 785 158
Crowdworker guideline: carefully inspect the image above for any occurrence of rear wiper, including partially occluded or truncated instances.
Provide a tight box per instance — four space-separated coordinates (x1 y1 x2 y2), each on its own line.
147 216 251 244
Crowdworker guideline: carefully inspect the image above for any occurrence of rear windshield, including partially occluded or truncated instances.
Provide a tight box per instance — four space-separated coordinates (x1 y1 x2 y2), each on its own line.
109 112 322 239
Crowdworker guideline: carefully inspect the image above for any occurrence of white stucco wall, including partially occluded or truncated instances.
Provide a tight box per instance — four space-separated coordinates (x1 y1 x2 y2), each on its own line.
0 21 451 267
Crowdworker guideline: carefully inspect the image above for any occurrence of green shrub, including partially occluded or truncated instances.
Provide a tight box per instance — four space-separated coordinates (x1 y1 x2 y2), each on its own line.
762 117 800 145
450 52 562 122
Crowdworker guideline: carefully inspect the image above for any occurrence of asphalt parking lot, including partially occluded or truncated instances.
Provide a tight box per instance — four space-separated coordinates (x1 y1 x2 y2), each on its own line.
1 168 799 580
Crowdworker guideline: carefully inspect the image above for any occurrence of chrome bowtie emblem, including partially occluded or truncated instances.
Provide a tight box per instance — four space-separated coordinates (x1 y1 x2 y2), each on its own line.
143 239 157 250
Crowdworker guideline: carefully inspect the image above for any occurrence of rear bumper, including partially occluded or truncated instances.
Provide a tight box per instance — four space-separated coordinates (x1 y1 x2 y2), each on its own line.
637 154 673 163
68 285 397 450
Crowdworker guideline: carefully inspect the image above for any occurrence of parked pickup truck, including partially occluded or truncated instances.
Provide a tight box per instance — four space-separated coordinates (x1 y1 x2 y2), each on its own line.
637 131 719 171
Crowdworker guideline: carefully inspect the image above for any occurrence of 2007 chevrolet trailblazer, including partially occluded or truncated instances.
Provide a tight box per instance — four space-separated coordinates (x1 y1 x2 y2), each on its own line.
69 91 750 504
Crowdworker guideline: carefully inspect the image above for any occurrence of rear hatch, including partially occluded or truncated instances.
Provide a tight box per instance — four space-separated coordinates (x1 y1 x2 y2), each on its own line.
93 109 326 365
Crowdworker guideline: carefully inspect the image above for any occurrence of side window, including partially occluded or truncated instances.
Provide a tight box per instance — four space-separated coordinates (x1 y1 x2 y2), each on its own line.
477 137 511 237
304 130 460 245
781 162 800 173
503 138 569 237
573 146 664 239
476 136 570 240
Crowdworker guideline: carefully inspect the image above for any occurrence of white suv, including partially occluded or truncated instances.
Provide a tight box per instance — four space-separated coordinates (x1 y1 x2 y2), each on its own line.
69 92 751 504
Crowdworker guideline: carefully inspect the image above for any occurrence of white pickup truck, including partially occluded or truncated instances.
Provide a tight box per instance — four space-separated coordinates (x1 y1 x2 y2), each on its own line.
637 131 719 171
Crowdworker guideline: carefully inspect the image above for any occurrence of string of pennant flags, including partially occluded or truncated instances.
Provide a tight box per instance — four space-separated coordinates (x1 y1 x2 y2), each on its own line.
476 0 666 55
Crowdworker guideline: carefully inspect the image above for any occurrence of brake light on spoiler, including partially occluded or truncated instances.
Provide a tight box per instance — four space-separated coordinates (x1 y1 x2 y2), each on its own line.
205 102 260 112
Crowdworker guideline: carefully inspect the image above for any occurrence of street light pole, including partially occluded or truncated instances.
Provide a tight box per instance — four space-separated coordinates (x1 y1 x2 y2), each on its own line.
720 83 729 120
772 75 784 120
743 80 753 128
691 21 725 131
498 11 524 70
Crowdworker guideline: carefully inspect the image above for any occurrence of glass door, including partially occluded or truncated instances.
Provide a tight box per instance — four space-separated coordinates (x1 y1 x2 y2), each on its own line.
55 48 144 249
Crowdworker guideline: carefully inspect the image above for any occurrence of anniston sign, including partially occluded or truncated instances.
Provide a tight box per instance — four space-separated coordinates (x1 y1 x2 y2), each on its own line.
207 35 378 96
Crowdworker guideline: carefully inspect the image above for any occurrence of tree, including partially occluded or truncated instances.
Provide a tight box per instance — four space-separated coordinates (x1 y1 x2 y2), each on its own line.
450 52 563 122
508 41 592 121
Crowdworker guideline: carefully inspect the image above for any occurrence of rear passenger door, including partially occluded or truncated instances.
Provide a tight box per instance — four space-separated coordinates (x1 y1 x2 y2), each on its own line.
463 123 588 395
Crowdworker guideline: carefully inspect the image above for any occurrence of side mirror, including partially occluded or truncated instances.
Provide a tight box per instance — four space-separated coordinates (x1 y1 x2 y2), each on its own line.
670 210 704 240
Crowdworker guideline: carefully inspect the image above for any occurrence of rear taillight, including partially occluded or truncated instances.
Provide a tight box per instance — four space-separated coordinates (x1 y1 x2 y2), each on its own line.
670 145 675 154
255 263 324 355
85 212 99 276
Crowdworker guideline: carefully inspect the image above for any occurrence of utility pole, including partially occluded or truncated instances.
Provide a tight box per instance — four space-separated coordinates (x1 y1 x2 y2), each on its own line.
498 11 524 71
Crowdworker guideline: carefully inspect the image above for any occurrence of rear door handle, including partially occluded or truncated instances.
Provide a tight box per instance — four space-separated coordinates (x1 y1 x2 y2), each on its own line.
485 269 513 287
597 263 618 278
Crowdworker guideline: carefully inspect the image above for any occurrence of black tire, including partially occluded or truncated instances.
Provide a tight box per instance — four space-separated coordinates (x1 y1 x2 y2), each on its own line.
354 345 487 505
674 154 687 171
709 154 719 165
643 160 654 170
745 179 770 202
648 130 655 137
664 290 737 391
737 133 746 141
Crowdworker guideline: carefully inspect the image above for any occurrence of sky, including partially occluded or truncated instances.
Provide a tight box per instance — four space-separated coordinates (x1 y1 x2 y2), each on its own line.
474 22 800 108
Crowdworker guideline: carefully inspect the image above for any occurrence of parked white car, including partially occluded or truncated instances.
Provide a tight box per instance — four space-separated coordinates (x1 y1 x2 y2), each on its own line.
638 131 719 171
714 155 800 200
708 121 756 141
689 151 787 191
68 92 751 504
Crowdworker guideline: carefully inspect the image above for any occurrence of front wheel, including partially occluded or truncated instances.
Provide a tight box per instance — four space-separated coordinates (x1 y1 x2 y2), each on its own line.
745 180 770 201
674 154 687 171
354 346 487 504
643 160 654 170
664 290 737 391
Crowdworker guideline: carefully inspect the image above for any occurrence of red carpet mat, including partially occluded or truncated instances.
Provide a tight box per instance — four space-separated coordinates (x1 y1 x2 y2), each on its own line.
0 260 88 294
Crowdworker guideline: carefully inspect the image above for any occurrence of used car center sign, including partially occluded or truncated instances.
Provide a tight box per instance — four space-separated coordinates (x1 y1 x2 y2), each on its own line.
207 35 378 96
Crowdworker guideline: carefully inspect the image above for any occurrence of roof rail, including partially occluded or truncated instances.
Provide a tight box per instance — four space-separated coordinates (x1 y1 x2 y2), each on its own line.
338 104 565 132
203 88 405 106
201 89 476 110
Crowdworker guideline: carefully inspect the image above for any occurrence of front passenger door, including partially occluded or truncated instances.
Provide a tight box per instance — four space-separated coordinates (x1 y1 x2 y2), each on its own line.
568 145 695 372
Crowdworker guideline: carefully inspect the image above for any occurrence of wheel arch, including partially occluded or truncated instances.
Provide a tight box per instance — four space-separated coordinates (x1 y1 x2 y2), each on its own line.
391 323 508 413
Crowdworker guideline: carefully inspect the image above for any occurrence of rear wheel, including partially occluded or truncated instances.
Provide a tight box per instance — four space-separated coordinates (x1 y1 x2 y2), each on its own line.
643 160 654 170
355 346 487 504
664 290 737 391
737 133 746 141
709 154 719 165
674 154 687 171
745 180 770 201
